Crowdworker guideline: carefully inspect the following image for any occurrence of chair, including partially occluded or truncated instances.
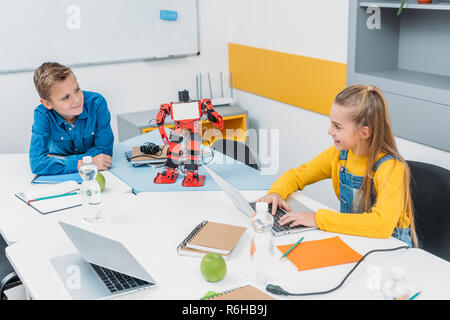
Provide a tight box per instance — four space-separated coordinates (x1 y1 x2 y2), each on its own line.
407 160 450 261
211 139 259 170
0 235 21 300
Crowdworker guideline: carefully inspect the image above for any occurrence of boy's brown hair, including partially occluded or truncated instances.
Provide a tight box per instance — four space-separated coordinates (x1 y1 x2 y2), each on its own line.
33 62 75 101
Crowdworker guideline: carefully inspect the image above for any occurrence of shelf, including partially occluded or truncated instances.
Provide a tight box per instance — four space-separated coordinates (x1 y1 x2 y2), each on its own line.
348 1 450 151
360 0 450 10
141 113 248 146
358 68 450 104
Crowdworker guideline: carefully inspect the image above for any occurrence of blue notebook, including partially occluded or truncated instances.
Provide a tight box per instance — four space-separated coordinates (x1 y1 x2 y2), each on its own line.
32 172 82 184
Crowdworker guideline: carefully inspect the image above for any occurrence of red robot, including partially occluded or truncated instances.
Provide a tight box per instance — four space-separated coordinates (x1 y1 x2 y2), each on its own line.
154 90 224 187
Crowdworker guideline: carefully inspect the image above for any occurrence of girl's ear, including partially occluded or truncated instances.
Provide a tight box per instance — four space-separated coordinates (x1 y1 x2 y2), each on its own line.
359 125 371 140
40 98 53 110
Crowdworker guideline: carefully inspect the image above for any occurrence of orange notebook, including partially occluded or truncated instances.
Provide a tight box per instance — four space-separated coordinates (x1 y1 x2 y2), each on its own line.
277 236 363 271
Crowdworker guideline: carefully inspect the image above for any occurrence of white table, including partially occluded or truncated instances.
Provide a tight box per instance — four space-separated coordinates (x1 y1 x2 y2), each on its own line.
0 154 132 245
6 190 450 300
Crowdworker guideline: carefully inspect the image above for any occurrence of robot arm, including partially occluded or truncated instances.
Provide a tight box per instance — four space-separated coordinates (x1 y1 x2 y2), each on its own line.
155 103 171 145
203 99 224 130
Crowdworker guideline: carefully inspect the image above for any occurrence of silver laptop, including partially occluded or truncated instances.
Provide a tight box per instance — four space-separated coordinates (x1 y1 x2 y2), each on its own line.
51 222 156 300
203 165 317 236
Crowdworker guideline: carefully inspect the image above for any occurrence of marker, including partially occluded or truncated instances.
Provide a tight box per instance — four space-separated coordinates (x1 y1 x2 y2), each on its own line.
281 237 304 260
27 191 79 205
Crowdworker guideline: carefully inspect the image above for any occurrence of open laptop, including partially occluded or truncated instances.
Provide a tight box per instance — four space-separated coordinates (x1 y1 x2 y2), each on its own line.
203 165 317 236
51 222 156 300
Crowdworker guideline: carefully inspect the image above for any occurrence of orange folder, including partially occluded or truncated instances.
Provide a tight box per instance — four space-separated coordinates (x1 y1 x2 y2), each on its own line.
277 236 363 271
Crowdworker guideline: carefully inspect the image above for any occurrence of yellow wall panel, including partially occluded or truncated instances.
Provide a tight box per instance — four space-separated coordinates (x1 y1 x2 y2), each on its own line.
229 43 347 116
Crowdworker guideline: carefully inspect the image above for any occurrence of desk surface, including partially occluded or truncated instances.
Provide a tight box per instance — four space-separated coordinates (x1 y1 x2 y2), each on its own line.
110 129 277 193
0 154 132 245
6 190 450 300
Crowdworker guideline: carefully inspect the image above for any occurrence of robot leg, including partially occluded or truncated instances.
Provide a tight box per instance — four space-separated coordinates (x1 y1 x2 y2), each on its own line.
181 121 205 187
154 130 183 184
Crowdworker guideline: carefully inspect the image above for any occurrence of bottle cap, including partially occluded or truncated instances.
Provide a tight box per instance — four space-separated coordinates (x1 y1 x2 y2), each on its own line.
82 156 93 164
255 201 268 213
389 265 405 280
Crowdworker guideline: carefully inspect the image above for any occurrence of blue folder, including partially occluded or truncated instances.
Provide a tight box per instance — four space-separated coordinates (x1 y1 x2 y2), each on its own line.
32 172 83 184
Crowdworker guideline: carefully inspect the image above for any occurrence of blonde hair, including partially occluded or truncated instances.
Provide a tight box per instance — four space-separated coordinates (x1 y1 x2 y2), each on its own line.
334 84 418 247
33 62 75 101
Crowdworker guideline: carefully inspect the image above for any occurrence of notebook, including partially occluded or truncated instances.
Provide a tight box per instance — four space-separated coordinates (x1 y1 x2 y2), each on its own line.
15 181 82 215
202 285 275 300
129 145 168 166
177 221 246 257
277 236 363 272
31 172 82 184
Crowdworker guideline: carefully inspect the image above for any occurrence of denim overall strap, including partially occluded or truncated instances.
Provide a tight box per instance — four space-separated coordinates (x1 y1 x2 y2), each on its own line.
339 150 364 213
339 150 349 161
369 154 396 203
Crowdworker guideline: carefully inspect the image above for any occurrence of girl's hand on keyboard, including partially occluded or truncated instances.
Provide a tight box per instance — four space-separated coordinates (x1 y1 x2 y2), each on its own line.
278 212 318 228
257 193 291 216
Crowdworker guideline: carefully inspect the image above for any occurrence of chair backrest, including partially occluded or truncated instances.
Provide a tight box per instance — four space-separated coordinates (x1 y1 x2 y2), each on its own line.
0 235 14 280
211 139 258 170
407 160 450 261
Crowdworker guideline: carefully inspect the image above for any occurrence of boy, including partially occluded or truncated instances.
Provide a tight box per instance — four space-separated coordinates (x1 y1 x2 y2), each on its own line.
29 62 114 175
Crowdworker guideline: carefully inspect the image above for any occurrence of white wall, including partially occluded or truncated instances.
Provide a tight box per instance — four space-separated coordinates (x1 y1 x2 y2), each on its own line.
0 0 230 154
229 0 450 210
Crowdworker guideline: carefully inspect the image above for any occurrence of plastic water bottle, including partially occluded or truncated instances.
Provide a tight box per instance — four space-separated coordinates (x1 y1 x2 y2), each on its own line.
250 202 275 286
79 156 103 222
381 266 412 300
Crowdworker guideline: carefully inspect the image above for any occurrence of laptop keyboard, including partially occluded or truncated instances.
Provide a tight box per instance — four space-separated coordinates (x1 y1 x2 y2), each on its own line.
91 263 150 293
249 202 305 233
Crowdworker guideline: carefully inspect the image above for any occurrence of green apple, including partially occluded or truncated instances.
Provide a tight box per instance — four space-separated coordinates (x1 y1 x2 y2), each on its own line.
200 253 227 282
96 172 106 192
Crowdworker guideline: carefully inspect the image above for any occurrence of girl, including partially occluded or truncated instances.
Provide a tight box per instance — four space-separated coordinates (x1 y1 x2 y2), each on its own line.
258 84 417 247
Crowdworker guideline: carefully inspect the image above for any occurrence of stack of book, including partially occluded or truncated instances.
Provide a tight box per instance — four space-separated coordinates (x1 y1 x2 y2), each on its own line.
125 145 168 167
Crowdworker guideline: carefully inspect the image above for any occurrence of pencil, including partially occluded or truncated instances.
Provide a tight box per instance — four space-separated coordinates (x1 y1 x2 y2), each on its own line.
27 191 79 205
281 237 304 260
408 291 421 300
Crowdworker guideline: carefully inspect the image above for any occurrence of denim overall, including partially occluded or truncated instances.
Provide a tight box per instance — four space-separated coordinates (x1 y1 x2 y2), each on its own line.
339 150 412 247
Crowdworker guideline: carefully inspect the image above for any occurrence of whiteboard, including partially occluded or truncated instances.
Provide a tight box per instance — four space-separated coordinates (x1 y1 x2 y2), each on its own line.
0 0 199 73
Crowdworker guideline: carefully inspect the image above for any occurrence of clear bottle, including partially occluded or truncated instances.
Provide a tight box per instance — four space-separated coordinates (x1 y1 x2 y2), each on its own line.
79 156 103 222
381 266 412 300
250 202 275 286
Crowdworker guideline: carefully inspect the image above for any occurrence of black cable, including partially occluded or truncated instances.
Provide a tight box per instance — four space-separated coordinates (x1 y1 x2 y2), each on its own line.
266 245 409 296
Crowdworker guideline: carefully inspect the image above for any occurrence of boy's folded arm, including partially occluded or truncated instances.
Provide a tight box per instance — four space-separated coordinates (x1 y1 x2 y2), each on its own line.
29 111 81 175
30 147 80 175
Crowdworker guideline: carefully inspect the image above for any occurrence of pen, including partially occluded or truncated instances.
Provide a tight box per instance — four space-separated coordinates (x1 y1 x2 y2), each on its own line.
27 191 79 205
408 291 421 300
281 236 304 260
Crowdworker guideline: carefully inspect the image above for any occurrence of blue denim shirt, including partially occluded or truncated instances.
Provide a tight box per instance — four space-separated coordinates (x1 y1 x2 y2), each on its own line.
29 91 114 175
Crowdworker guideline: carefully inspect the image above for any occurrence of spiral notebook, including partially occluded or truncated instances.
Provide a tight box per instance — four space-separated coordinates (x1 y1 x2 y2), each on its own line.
177 221 246 257
15 181 81 215
203 285 275 300
129 145 168 166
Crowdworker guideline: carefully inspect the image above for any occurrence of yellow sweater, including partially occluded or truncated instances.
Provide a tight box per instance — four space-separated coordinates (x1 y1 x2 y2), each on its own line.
268 146 410 239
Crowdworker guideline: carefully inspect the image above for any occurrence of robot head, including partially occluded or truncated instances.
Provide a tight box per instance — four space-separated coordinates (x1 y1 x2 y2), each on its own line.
171 90 201 121
178 90 190 103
